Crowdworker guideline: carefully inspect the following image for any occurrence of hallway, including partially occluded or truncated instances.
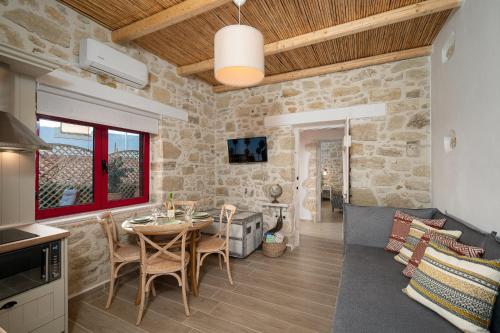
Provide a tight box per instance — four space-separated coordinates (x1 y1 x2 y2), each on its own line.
299 201 343 242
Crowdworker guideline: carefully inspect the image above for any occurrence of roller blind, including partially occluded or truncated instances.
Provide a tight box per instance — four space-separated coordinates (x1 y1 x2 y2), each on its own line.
36 71 188 134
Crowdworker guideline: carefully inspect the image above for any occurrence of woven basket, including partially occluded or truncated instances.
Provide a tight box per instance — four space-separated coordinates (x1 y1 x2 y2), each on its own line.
262 237 287 258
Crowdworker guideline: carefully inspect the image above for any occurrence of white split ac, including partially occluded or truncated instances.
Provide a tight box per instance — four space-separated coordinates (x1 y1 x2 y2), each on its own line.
79 38 148 89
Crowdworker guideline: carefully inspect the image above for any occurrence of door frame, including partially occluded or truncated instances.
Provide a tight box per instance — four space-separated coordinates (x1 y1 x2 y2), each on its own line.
293 123 346 247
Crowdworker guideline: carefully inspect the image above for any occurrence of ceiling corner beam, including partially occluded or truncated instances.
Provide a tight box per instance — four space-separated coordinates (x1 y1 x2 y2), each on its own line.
178 0 460 76
112 0 233 44
213 46 432 93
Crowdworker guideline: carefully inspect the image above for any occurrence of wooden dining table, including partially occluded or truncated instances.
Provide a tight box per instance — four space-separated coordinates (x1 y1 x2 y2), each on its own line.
121 215 213 299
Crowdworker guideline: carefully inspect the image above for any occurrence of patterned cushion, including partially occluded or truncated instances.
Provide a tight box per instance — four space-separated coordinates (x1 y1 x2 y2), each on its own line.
404 242 500 332
403 231 485 277
394 220 461 265
385 210 446 253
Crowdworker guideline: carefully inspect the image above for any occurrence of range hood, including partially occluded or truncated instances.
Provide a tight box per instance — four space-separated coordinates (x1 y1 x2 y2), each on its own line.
0 110 51 151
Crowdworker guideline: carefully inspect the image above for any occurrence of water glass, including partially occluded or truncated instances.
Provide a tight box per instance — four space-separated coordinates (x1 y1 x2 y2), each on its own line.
185 205 195 222
151 207 160 222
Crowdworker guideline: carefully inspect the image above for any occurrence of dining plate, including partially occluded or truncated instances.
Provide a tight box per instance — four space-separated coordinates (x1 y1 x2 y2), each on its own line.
130 216 153 224
193 212 209 219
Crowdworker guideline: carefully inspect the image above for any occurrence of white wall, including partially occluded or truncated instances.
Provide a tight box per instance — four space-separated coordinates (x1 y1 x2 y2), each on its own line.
431 0 500 233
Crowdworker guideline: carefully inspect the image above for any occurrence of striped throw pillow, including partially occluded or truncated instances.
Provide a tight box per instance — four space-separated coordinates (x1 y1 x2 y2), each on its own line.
403 231 485 277
404 242 500 332
385 210 446 253
394 220 461 265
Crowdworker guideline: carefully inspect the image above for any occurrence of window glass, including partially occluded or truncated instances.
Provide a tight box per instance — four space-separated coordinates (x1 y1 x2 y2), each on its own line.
38 119 94 209
107 130 143 201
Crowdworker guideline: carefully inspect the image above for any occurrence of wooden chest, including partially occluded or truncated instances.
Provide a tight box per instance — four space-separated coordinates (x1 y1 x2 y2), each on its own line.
203 209 263 258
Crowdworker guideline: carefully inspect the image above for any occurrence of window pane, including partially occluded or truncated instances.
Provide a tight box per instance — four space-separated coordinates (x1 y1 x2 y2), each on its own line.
107 130 143 201
38 119 94 209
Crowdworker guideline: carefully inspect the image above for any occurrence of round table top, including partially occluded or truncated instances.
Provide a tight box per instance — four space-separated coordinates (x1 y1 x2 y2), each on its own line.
121 215 213 234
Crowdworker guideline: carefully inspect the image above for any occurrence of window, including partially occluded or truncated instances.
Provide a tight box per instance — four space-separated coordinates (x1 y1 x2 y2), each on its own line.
36 116 149 219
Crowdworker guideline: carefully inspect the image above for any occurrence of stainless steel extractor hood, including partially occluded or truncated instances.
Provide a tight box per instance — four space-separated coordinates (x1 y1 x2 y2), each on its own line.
0 110 51 151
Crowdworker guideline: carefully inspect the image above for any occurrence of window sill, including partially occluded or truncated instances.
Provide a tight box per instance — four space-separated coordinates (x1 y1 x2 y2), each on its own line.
38 202 156 226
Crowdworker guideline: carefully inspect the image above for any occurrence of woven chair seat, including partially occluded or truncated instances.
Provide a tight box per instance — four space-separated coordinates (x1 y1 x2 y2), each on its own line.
115 245 140 261
197 237 225 253
145 252 190 274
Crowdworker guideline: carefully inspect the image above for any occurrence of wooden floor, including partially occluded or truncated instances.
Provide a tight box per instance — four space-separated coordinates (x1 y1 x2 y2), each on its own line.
69 235 343 333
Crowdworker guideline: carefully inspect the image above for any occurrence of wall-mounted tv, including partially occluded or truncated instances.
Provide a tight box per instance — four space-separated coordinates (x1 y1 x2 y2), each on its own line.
227 137 267 163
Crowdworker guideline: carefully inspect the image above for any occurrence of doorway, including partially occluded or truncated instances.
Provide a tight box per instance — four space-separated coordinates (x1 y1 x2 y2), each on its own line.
295 125 347 242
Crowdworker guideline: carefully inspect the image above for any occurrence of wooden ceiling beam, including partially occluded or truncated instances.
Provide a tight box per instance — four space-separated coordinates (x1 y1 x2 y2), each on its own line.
212 46 432 93
178 0 460 76
112 0 233 44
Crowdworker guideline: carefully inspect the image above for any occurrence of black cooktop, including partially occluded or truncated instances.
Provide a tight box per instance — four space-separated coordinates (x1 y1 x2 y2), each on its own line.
0 228 38 245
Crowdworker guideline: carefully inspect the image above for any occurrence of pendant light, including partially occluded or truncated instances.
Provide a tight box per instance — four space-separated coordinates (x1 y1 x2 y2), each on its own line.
214 0 264 87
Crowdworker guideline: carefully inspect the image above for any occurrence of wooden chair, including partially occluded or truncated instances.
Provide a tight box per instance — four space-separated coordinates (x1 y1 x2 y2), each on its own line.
196 204 236 285
97 212 140 309
132 223 191 325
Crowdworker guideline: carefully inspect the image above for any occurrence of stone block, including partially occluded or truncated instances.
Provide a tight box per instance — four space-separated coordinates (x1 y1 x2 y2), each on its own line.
372 173 401 186
163 176 184 191
163 142 181 159
405 179 429 191
351 188 378 206
369 88 401 102
412 165 430 177
407 112 430 129
382 193 413 208
351 123 378 141
376 147 403 157
351 157 385 169
4 9 70 47
332 86 360 98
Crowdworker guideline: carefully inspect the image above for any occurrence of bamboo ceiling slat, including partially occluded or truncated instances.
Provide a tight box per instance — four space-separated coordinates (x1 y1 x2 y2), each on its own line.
60 0 184 29
59 0 451 86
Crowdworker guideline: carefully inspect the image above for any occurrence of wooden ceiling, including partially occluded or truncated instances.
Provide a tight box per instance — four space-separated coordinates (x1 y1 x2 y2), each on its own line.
59 0 458 91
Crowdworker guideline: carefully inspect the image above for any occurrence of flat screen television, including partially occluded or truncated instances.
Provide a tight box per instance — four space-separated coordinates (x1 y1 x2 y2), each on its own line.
227 137 267 163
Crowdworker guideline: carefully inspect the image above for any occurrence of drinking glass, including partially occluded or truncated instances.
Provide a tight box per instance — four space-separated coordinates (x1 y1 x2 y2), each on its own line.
151 207 160 222
185 205 195 222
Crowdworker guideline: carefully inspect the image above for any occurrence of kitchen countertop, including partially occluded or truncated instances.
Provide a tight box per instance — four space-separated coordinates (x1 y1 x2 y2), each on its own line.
0 223 70 254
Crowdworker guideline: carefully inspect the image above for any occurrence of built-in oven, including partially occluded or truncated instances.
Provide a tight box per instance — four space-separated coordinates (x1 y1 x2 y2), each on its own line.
0 240 61 303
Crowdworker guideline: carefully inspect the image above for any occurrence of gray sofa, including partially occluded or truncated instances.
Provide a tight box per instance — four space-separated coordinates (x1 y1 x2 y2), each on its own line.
333 204 500 333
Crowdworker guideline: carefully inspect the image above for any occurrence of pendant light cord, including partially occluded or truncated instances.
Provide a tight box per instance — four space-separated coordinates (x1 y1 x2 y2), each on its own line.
238 3 241 25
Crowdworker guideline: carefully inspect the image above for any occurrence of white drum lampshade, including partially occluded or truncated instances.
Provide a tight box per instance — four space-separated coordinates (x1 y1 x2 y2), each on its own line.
214 24 264 87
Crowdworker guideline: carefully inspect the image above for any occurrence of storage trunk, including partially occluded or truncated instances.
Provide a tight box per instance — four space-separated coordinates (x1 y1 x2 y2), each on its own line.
203 209 263 258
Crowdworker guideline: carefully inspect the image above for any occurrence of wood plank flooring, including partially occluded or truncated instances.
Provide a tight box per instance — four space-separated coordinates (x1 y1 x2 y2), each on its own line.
69 235 344 333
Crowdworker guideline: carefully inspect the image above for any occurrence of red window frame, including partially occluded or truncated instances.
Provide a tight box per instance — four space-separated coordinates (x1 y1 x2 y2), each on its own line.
35 115 150 220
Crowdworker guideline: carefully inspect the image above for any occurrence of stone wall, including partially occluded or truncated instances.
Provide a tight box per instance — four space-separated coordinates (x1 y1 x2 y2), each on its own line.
0 0 216 296
320 140 343 194
215 56 431 240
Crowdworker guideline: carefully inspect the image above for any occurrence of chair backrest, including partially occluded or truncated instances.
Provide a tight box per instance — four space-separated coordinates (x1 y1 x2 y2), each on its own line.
132 223 190 270
97 211 118 260
218 204 237 240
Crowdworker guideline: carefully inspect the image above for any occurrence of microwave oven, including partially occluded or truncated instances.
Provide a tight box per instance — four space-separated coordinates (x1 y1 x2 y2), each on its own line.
0 240 62 302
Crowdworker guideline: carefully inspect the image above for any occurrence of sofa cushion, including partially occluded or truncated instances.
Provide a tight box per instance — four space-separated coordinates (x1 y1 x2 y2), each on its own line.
404 242 500 333
385 210 446 253
403 232 484 278
344 204 437 248
483 233 500 333
433 211 486 246
395 220 461 265
333 244 460 333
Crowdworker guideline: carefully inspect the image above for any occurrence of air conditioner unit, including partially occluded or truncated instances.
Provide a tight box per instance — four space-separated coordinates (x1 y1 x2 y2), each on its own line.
79 38 148 89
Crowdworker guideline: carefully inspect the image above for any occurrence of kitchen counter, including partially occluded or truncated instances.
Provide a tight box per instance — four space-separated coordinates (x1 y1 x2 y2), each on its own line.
0 223 70 254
